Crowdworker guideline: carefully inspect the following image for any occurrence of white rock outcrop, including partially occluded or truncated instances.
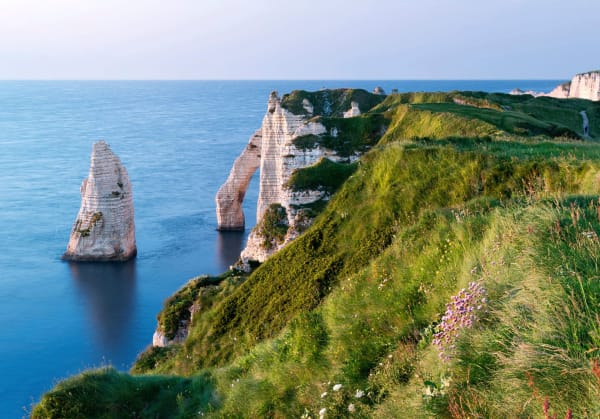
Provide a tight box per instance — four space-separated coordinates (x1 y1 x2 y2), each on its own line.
216 130 262 230
546 71 600 101
373 86 386 95
511 71 600 101
216 89 385 266
510 88 544 97
152 297 204 347
565 71 600 101
547 82 570 99
64 140 136 261
216 92 335 264
241 92 329 263
152 323 189 347
302 98 314 115
343 101 361 118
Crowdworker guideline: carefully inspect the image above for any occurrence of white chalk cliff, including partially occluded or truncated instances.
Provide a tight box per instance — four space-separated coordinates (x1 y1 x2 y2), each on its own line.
217 92 342 264
510 71 600 101
564 71 600 101
64 140 137 261
215 130 262 231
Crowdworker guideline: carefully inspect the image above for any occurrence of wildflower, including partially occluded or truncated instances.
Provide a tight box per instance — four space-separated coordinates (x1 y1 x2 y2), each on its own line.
319 407 327 418
433 281 487 361
320 391 328 398
348 403 356 413
355 389 365 398
333 383 342 391
543 397 550 416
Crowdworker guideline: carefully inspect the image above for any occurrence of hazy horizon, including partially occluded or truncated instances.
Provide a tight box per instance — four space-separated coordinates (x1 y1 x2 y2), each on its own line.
1 0 598 80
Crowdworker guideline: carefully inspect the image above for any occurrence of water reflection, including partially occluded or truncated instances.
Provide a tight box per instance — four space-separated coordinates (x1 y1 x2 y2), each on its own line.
68 260 137 354
216 231 245 271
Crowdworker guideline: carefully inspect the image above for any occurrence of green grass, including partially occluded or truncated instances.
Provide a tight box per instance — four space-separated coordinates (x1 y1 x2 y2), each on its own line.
377 90 600 142
156 274 229 341
31 368 216 419
316 113 388 156
287 158 357 193
141 141 598 376
412 103 579 138
34 90 600 418
380 104 500 142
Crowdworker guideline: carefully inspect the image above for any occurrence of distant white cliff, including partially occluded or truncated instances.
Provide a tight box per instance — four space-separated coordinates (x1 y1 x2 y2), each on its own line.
512 70 600 101
63 140 137 261
559 71 600 101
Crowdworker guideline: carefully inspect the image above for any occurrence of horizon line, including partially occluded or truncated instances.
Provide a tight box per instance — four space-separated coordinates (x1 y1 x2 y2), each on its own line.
0 78 567 82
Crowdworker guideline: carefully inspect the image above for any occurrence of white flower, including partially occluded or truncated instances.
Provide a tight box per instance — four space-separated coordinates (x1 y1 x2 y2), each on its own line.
320 391 328 398
348 403 356 413
354 389 364 398
319 407 327 418
332 383 342 391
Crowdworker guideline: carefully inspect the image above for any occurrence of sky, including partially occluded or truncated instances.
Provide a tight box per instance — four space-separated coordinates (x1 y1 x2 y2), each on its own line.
0 0 598 80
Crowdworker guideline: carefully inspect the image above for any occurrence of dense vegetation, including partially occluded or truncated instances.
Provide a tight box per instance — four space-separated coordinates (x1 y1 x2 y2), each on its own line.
280 88 385 117
287 158 358 193
257 203 289 250
33 91 600 418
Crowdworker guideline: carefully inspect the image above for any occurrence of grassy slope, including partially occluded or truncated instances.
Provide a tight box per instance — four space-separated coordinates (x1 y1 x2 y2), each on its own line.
33 92 600 418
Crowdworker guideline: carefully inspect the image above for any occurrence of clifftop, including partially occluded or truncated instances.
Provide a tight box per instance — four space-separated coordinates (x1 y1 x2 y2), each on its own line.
216 88 387 265
279 88 385 117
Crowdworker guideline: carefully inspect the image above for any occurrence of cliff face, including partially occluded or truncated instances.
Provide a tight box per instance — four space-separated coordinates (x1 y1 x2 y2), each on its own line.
568 71 600 101
547 70 600 101
241 92 330 263
216 89 383 265
64 140 137 261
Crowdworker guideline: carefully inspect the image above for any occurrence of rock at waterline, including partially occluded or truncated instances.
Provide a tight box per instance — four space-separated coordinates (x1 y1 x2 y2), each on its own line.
63 140 136 261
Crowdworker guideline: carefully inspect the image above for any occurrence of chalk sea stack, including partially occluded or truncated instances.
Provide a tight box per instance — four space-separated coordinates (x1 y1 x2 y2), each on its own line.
63 140 137 261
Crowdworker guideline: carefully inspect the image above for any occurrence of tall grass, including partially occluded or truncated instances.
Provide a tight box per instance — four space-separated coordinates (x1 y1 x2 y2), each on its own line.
31 368 216 419
32 90 600 418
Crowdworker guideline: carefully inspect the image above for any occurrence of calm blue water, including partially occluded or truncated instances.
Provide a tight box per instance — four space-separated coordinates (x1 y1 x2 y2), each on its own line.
0 80 561 417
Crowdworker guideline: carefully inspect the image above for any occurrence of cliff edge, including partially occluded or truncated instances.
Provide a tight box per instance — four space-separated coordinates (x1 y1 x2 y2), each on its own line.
547 70 600 101
216 89 386 265
63 140 137 261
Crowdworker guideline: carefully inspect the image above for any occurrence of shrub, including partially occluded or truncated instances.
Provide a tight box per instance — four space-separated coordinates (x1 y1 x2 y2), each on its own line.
257 203 289 249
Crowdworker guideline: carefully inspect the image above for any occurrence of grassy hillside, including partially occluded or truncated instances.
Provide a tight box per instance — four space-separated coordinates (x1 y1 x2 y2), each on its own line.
33 92 600 418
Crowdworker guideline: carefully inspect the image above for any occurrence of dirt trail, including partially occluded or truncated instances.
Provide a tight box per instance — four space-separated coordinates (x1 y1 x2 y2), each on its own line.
580 110 590 138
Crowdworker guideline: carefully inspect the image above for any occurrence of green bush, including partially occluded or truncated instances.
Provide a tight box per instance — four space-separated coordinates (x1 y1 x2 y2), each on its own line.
287 158 357 193
257 203 289 249
32 368 215 419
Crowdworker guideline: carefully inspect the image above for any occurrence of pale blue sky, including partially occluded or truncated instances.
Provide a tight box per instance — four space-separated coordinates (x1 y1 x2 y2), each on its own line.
0 0 597 79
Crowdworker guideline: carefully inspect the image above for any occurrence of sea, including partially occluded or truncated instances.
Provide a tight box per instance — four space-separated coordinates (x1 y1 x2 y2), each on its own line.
0 80 561 417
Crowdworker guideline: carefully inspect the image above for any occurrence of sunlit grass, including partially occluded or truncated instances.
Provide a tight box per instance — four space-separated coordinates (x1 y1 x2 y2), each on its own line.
33 90 600 418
